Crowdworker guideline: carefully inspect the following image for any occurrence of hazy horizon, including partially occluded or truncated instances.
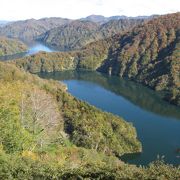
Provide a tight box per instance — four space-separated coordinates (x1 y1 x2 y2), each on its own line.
0 14 159 21
1 12 180 22
1 0 179 21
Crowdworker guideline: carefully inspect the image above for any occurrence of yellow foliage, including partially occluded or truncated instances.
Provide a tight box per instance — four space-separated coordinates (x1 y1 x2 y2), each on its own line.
22 150 38 160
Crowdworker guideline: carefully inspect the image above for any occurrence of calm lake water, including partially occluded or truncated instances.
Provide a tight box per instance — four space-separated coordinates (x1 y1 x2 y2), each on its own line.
0 41 54 61
39 70 180 166
1 42 180 166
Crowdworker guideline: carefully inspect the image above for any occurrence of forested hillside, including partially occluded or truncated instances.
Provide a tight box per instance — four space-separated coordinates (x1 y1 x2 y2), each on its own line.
1 61 142 155
0 36 28 56
38 19 145 50
0 62 179 179
15 13 180 106
99 13 180 106
0 15 146 43
38 21 100 51
0 18 72 40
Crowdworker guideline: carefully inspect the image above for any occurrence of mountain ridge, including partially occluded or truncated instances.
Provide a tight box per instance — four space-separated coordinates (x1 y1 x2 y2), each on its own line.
0 17 72 40
14 12 180 106
0 14 155 41
0 13 180 179
38 18 146 51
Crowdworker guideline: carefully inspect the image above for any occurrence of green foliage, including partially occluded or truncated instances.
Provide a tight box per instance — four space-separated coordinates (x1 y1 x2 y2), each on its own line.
0 151 179 179
0 13 179 178
15 38 112 72
59 92 141 156
128 61 138 78
0 108 34 153
0 37 27 56
0 61 145 178
15 51 78 73
39 20 100 51
0 61 141 156
14 13 180 106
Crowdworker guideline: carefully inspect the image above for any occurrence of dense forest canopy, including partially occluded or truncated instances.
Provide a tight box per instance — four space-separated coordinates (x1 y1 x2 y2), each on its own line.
0 36 27 56
0 62 179 179
0 11 179 179
14 13 180 106
38 18 145 51
0 18 72 40
0 15 150 41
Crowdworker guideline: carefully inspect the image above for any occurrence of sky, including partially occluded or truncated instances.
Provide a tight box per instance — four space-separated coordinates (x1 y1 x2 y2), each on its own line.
1 0 180 20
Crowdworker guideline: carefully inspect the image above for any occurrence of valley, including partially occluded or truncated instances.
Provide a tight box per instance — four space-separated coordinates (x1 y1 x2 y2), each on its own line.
0 10 179 179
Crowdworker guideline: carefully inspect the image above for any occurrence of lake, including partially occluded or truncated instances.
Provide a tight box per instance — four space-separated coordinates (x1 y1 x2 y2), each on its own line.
1 42 180 166
0 41 55 61
39 70 180 166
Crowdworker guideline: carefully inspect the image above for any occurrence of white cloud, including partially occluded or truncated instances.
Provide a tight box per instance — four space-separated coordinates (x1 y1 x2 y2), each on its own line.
0 0 179 20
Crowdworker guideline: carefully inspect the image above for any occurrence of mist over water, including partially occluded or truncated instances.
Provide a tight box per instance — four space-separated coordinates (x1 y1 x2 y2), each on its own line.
25 41 55 55
0 42 55 61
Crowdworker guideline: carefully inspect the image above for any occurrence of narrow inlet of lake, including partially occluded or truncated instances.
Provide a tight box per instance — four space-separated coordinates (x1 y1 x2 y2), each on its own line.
0 41 55 61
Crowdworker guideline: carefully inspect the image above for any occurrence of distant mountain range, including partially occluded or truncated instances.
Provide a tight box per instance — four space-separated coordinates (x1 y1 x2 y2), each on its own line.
1 12 180 179
0 14 156 41
81 14 157 24
0 18 72 40
37 18 146 51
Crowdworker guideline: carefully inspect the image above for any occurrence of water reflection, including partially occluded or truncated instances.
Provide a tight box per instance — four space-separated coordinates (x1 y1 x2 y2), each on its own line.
0 52 27 61
38 70 180 166
39 70 180 119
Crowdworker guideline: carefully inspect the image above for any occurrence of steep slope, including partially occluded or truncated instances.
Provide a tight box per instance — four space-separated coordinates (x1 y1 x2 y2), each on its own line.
40 71 180 119
14 13 180 106
99 19 145 37
38 21 100 51
0 36 28 56
0 15 154 44
39 19 145 50
14 37 113 72
0 62 179 179
98 13 180 105
1 61 141 156
0 17 72 40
